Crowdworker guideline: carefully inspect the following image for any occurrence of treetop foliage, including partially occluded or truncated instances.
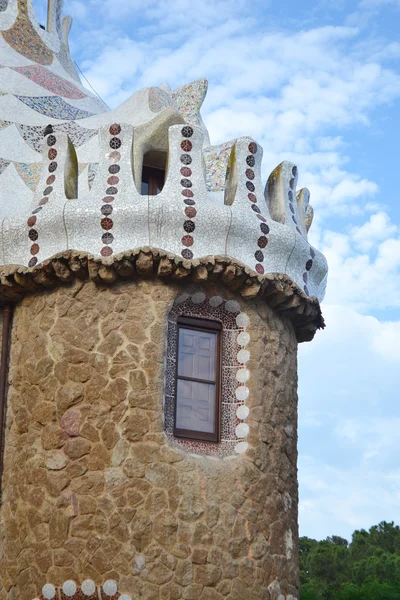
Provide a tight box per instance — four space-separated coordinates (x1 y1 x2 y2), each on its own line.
301 521 400 600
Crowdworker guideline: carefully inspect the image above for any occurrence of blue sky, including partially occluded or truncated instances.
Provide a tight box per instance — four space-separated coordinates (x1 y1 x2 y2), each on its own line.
33 0 400 541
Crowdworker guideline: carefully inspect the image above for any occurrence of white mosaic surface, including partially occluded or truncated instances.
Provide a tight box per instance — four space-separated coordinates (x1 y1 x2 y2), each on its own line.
0 0 328 301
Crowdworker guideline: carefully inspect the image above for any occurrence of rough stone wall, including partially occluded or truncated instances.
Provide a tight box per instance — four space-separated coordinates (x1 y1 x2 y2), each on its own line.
0 278 299 600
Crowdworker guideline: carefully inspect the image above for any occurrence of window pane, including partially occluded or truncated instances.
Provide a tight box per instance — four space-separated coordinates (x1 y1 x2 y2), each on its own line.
176 379 216 433
178 327 216 381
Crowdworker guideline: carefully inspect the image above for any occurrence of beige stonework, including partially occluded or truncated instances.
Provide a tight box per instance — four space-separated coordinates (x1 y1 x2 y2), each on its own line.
0 278 299 600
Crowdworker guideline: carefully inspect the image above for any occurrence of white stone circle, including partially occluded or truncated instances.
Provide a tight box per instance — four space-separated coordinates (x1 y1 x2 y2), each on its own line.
175 293 190 304
237 331 250 347
103 580 118 596
236 405 250 420
192 292 206 304
235 386 249 401
62 580 77 597
236 312 250 328
234 441 249 454
235 423 249 438
81 579 96 596
237 349 250 364
209 295 223 307
42 584 56 599
225 300 241 313
119 595 132 600
236 368 250 383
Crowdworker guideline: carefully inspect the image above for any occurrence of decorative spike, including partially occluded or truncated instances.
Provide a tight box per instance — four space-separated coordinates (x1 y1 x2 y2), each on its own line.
305 203 314 232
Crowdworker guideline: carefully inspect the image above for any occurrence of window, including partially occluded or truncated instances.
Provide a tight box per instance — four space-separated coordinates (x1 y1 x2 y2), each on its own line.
174 316 221 443
141 150 167 195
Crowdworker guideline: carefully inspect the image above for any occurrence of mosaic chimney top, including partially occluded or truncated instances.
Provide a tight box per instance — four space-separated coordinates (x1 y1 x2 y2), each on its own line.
0 0 328 304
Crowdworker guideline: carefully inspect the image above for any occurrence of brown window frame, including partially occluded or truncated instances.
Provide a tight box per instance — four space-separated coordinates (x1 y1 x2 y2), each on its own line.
141 165 165 196
174 316 222 443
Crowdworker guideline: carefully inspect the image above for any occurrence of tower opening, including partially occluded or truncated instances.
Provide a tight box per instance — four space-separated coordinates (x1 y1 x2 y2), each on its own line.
141 150 167 195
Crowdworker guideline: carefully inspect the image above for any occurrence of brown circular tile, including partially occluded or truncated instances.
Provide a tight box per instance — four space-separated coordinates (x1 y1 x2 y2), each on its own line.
30 243 39 255
107 176 119 185
109 124 121 135
103 196 114 203
106 186 118 195
28 229 38 241
28 257 37 267
246 168 255 180
43 186 53 196
101 217 113 230
248 193 257 203
181 189 194 198
181 235 194 247
27 216 36 227
255 263 264 274
48 148 57 160
180 167 192 177
46 175 55 185
258 236 268 248
181 140 192 152
248 142 257 154
109 164 120 174
101 246 113 257
185 207 197 218
39 197 49 206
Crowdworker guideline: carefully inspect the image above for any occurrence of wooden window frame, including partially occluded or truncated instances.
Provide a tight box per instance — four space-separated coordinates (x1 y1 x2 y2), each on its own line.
141 165 165 196
174 316 222 443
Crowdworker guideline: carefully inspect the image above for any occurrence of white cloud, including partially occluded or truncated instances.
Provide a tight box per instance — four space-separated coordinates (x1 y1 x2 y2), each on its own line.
351 211 398 251
299 304 400 539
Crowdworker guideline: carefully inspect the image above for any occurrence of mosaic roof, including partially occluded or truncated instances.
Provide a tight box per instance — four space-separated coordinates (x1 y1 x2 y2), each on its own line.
0 0 328 305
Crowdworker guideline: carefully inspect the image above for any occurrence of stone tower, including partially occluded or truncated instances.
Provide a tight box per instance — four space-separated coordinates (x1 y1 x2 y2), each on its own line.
0 2 327 600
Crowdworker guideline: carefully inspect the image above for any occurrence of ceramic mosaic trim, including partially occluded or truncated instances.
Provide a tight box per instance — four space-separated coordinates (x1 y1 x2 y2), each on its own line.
99 124 122 257
57 39 80 81
179 126 196 260
172 78 207 127
16 122 97 154
26 133 58 267
0 119 11 131
33 579 132 600
0 157 10 175
302 245 316 296
165 292 251 458
2 0 54 65
148 86 173 112
16 95 94 120
12 65 87 99
203 139 236 192
14 161 41 191
244 141 270 275
88 162 98 190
